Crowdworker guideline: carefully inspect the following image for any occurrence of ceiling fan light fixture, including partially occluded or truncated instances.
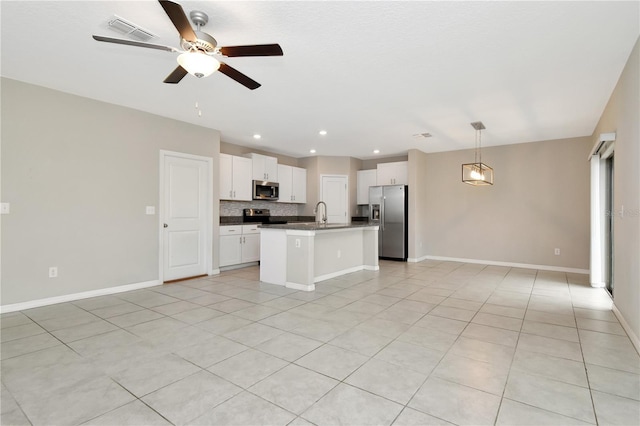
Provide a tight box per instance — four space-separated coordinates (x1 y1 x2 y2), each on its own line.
177 51 220 78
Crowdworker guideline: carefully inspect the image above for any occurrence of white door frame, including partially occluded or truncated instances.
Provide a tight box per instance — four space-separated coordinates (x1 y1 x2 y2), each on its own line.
159 150 213 283
320 174 349 223
589 133 615 288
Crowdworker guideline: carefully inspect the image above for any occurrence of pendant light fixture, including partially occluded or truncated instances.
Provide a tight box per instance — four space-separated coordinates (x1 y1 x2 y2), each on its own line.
462 121 494 185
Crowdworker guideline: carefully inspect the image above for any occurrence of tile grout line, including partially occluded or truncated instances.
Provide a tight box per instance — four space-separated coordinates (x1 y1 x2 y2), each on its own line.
493 266 536 425
3 263 635 425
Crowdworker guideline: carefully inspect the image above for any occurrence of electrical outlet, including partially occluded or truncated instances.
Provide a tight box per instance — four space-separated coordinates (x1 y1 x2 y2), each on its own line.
337 250 341 258
49 267 58 278
145 206 155 215
554 248 560 256
295 238 301 248
0 203 10 214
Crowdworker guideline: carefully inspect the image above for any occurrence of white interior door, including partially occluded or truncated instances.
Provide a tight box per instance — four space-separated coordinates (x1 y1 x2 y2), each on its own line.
321 175 348 223
162 152 211 281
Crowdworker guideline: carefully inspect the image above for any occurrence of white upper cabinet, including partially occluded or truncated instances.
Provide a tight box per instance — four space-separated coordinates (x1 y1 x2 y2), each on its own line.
278 164 292 202
291 166 307 203
220 154 252 201
248 153 278 182
278 164 306 203
357 169 377 205
376 161 408 185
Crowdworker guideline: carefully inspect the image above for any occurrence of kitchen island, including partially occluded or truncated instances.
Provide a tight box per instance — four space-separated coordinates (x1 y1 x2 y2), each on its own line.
259 222 379 291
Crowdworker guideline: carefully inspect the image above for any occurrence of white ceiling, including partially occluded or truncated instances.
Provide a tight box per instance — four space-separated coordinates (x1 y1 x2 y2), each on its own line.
1 1 638 159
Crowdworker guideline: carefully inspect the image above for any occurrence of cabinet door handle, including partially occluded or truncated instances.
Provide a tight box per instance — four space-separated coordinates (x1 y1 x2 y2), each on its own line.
243 237 246 243
233 190 236 198
229 190 233 197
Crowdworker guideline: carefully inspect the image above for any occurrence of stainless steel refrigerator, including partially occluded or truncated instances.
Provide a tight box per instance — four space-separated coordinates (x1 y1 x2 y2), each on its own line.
369 185 408 261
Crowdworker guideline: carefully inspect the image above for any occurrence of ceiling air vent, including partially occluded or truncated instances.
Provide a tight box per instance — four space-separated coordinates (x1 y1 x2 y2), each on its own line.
412 132 432 139
107 15 156 42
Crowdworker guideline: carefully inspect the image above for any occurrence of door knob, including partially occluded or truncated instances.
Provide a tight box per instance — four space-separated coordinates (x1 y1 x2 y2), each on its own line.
163 223 168 228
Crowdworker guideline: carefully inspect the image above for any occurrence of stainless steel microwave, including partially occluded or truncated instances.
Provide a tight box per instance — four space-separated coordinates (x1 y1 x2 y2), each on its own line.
253 180 279 200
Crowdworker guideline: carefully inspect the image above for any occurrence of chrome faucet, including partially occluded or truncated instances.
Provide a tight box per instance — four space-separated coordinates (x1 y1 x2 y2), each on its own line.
313 201 327 224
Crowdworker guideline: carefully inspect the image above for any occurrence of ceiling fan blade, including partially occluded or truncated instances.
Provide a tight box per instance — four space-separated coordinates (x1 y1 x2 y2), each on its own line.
220 44 283 57
164 66 188 84
218 63 261 90
92 35 177 52
158 0 197 42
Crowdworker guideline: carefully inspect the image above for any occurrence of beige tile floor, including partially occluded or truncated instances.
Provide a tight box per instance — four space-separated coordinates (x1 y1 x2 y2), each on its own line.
1 260 639 425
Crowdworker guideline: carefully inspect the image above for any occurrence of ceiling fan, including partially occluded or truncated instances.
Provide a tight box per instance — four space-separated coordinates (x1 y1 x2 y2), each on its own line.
92 0 283 90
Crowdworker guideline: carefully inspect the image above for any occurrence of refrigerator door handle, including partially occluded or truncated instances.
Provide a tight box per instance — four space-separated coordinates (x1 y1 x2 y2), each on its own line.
381 196 385 231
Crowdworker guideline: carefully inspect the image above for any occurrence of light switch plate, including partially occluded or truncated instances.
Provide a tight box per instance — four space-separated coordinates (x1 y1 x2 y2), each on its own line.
145 206 155 215
1 203 10 214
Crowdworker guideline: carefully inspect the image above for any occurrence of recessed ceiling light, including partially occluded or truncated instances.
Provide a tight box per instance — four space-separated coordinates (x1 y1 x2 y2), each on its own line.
310 149 316 154
318 130 327 136
253 134 261 139
373 149 380 154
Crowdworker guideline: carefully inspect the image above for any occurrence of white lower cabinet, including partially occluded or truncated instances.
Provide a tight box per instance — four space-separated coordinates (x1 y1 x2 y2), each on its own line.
219 225 261 267
241 233 260 263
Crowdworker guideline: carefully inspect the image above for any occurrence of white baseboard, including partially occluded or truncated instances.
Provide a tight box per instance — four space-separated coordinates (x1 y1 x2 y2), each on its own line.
219 262 259 272
285 281 315 292
0 280 160 314
613 303 640 355
410 255 589 274
315 265 366 283
209 268 221 276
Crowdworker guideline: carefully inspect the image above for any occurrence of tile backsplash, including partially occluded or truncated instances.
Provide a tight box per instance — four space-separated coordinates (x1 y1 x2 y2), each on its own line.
220 200 301 217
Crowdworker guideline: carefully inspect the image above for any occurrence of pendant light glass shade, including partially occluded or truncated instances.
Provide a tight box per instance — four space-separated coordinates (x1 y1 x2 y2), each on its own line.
177 52 220 78
462 162 494 185
462 121 494 185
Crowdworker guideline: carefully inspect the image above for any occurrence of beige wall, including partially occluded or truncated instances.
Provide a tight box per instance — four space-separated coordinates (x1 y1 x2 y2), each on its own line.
298 156 319 216
410 137 592 270
361 155 408 170
592 37 639 341
1 78 220 305
298 156 361 217
407 149 429 260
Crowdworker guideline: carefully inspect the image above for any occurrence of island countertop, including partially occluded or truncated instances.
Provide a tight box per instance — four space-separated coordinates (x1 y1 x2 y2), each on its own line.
259 221 376 231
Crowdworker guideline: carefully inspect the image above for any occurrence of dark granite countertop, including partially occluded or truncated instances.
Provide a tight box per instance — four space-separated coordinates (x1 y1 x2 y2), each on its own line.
220 216 315 225
258 222 377 231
